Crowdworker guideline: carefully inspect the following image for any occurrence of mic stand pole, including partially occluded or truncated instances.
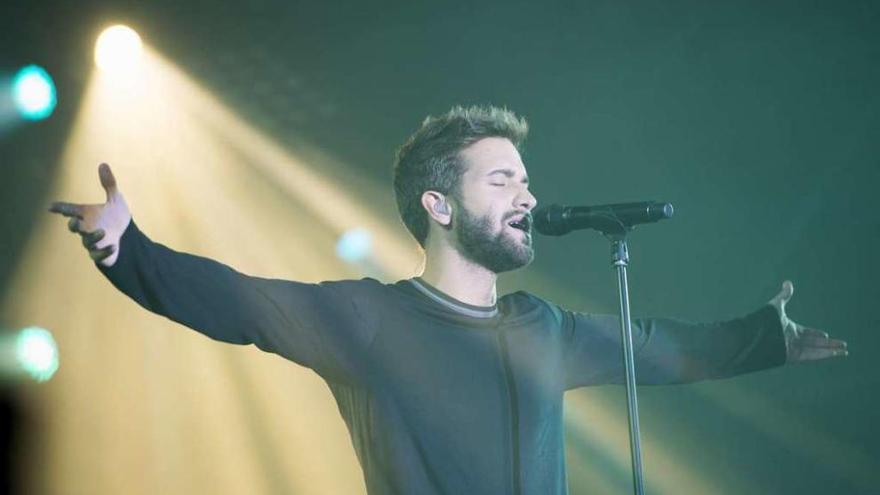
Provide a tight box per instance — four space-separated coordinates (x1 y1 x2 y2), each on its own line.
607 228 645 495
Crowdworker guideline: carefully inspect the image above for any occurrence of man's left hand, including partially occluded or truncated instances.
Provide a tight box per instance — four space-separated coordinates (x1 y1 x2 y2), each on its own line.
768 280 848 364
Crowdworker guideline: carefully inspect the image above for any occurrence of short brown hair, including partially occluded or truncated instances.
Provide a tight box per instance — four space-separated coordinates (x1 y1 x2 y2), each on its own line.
393 105 529 248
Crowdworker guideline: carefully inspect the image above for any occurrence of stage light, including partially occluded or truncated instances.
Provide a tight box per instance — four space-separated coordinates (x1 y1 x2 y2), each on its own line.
12 65 57 120
336 228 373 263
0 327 58 382
15 326 59 382
94 25 143 73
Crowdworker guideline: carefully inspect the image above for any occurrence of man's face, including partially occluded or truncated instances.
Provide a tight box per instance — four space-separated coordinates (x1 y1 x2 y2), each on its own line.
451 137 537 273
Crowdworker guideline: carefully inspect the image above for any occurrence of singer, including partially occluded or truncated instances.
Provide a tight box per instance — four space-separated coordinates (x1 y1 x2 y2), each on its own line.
49 105 847 495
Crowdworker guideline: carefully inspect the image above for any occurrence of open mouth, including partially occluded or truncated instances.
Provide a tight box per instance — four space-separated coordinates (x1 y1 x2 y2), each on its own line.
507 216 532 234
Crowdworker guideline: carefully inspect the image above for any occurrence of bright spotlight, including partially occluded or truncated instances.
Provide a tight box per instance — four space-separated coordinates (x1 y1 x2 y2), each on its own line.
0 326 55 382
336 228 373 263
15 327 59 382
95 25 143 73
12 65 57 120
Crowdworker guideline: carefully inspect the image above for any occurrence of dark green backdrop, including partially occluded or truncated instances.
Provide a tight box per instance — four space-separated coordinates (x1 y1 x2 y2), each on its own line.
2 0 877 493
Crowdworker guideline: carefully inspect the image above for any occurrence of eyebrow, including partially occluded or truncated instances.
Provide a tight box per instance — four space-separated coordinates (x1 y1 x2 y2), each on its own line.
486 168 529 184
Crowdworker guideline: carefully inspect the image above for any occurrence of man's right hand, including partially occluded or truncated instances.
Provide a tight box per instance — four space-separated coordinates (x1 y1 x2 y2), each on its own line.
49 163 132 267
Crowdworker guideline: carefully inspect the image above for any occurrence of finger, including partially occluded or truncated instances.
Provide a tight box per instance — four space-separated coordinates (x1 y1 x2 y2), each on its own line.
769 280 794 308
800 327 830 339
796 347 848 361
89 244 115 262
780 280 794 304
81 229 105 249
49 202 84 219
67 217 83 233
796 337 848 349
99 163 118 200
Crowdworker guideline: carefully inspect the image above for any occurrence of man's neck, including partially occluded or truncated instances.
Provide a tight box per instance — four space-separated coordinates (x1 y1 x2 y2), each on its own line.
420 246 498 307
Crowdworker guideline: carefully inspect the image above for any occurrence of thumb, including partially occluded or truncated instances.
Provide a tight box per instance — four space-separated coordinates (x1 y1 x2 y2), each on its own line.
98 163 118 200
770 280 794 308
781 280 794 302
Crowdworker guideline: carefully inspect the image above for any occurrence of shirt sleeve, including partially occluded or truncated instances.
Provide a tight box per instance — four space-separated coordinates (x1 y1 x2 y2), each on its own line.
556 303 787 390
96 219 377 384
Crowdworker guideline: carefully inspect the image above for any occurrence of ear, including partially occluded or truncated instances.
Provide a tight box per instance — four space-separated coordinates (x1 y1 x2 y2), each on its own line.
421 190 452 227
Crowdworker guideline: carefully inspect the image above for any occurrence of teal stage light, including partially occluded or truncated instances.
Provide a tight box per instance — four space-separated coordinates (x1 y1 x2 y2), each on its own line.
336 228 373 263
15 326 59 382
12 65 57 121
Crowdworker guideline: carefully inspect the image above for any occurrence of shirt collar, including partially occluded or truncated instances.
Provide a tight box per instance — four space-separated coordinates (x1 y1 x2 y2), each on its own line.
407 277 499 319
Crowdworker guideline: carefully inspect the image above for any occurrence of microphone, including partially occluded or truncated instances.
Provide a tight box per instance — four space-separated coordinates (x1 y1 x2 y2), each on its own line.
533 201 674 236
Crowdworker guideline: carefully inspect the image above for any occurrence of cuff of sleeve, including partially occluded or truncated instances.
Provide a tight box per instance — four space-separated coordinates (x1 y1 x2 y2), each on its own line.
96 218 141 284
745 304 788 371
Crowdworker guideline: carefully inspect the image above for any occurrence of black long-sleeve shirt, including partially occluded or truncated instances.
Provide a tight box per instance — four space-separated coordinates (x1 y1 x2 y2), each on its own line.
98 220 787 495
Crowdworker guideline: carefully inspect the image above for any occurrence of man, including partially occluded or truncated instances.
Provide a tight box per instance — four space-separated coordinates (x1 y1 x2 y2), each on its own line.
50 106 847 495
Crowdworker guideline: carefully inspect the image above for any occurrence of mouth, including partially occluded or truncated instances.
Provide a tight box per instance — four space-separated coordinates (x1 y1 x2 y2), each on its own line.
506 215 532 236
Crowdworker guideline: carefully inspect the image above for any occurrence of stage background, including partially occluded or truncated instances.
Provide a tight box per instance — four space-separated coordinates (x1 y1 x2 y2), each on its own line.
1 0 877 493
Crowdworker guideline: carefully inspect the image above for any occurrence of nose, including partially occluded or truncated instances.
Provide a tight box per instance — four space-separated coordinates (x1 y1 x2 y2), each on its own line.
517 188 537 212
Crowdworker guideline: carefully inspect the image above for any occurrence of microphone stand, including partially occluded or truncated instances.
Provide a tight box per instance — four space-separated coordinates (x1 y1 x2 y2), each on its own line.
609 230 645 495
595 215 645 495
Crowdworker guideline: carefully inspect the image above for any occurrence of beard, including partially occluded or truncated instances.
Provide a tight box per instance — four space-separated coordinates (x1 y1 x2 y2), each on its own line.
452 204 534 274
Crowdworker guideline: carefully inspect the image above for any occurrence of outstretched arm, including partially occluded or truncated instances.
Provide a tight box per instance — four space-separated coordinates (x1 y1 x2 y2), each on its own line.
49 164 376 382
561 304 786 389
560 281 847 390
